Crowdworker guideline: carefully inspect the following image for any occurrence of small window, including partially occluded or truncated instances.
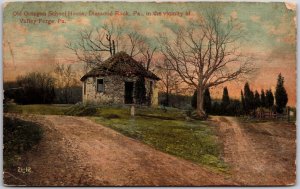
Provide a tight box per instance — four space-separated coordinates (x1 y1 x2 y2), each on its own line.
150 81 153 88
97 79 104 92
149 81 153 94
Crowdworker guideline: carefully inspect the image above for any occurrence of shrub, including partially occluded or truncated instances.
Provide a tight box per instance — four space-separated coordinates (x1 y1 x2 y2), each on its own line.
64 103 97 116
14 72 56 104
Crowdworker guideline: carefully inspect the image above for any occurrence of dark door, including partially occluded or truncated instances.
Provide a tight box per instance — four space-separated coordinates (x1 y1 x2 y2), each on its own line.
124 82 134 104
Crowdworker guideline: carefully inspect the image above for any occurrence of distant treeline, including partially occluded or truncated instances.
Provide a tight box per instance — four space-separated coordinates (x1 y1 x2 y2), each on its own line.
160 74 290 116
190 74 289 116
159 93 192 109
4 72 82 104
5 72 290 117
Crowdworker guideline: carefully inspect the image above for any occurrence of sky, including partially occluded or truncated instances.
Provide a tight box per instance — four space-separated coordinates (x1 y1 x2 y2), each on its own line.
3 2 296 106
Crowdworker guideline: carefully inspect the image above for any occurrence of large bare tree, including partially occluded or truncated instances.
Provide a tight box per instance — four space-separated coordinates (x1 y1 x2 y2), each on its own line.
159 10 254 117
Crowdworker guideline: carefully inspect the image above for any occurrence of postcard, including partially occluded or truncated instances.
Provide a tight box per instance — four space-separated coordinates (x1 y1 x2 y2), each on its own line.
3 1 296 186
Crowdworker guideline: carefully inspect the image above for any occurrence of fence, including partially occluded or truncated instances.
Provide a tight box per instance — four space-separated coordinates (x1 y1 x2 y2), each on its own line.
255 107 296 122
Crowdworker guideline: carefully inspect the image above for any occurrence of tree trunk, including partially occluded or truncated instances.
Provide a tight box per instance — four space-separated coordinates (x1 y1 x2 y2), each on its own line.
166 92 169 106
146 58 150 71
165 81 169 106
196 87 206 118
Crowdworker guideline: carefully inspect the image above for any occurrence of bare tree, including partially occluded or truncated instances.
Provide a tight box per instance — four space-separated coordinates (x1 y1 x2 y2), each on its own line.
66 22 157 72
156 58 183 106
126 31 145 57
123 31 157 70
66 21 123 70
141 46 157 71
54 63 78 103
159 9 254 117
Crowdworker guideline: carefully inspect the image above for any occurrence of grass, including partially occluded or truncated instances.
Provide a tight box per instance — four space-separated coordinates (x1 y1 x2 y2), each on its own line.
4 104 72 115
4 103 228 172
64 103 97 116
90 106 228 172
3 116 43 169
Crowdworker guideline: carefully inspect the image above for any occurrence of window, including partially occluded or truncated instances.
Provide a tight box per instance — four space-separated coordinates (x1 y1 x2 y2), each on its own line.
149 81 153 95
97 79 104 92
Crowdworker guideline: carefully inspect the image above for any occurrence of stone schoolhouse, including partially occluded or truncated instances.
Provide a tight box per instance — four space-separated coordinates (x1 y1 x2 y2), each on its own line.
80 52 160 106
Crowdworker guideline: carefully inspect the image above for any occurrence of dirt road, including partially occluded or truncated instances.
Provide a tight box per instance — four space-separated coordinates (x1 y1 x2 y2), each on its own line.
213 116 296 186
4 114 232 186
4 114 295 186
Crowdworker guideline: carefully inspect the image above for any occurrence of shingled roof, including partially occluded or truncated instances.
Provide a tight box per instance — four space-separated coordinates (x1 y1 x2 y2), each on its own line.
80 52 160 81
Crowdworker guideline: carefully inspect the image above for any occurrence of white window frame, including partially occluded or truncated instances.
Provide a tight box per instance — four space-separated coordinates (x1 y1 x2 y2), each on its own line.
97 78 105 93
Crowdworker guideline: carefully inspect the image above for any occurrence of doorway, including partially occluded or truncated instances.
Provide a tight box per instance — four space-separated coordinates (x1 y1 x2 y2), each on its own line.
124 82 134 104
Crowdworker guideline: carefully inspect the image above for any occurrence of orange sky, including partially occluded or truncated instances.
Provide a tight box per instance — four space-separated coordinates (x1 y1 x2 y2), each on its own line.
3 2 296 106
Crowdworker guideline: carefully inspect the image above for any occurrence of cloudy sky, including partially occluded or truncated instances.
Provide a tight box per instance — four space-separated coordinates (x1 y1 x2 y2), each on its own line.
3 2 296 106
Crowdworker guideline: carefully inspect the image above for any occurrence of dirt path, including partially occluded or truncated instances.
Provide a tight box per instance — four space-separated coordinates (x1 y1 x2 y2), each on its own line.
4 114 233 186
213 116 296 186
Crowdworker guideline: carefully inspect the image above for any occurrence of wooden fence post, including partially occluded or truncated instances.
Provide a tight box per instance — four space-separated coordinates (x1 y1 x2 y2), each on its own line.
131 105 135 116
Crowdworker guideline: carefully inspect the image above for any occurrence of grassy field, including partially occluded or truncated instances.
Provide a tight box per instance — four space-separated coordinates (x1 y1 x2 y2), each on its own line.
5 104 227 172
5 104 71 115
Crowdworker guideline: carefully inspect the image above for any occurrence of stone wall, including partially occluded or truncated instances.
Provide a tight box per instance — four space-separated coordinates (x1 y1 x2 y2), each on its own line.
82 75 158 106
83 75 127 104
